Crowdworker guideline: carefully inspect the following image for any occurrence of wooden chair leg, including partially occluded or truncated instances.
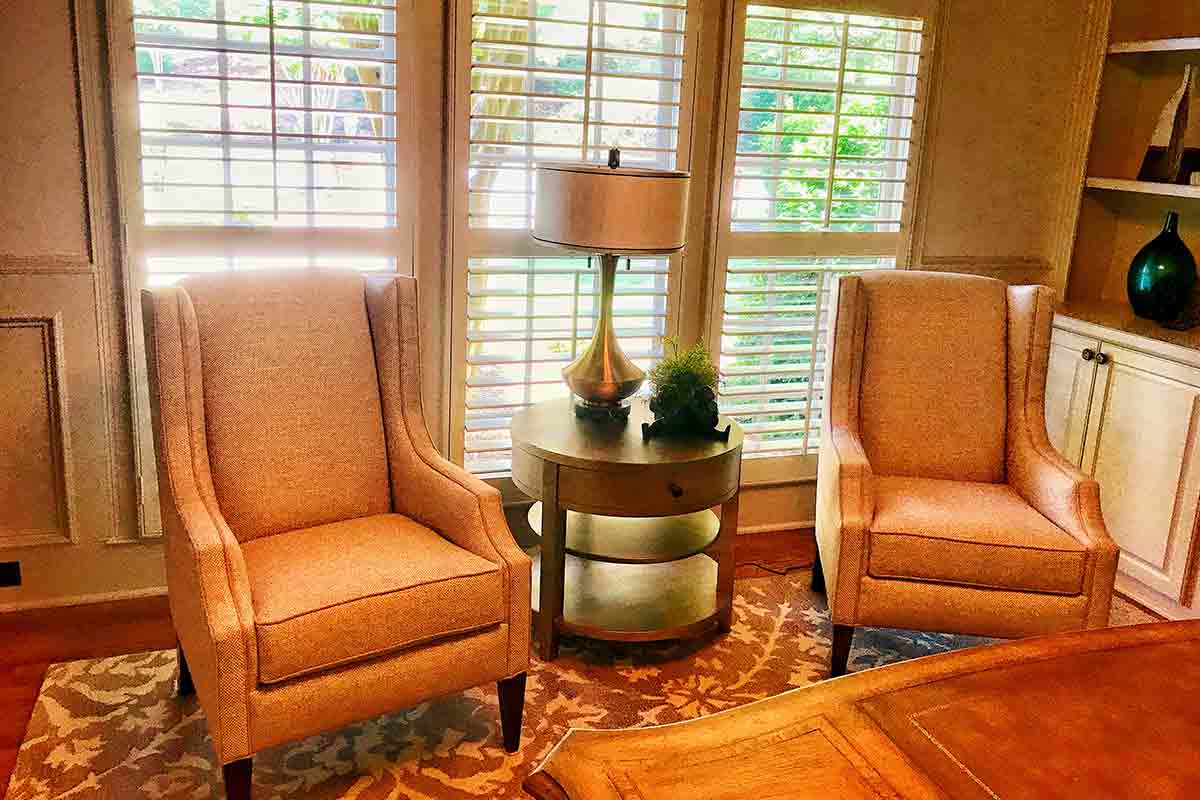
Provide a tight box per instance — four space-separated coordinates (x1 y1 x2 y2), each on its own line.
811 550 826 594
497 672 527 753
222 757 252 800
177 644 195 697
830 624 854 678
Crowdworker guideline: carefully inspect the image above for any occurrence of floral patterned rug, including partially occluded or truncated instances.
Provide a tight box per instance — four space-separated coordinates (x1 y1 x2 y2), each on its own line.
6 571 1155 800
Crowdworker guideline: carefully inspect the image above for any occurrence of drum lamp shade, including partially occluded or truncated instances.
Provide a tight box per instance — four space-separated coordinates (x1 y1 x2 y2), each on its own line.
533 162 691 254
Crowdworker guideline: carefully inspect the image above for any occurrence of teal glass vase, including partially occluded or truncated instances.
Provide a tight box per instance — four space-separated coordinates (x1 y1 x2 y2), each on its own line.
1128 211 1197 322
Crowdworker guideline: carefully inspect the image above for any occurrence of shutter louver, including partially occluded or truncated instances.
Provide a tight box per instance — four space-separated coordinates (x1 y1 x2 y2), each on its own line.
463 256 669 475
720 256 893 456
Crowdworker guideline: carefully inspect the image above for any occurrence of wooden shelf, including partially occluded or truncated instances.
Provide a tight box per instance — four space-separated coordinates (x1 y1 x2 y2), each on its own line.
1109 37 1200 55
1085 177 1200 200
531 550 719 642
528 503 719 565
1057 299 1200 353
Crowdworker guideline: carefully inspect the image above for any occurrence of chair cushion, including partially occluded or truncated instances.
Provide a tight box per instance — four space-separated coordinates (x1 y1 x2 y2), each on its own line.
242 513 505 684
868 476 1088 596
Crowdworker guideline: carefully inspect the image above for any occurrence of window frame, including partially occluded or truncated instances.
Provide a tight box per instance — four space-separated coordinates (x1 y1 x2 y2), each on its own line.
445 0 704 470
704 0 938 485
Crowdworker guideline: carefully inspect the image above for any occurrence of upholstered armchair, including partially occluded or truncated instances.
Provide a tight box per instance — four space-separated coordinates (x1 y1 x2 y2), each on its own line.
814 271 1119 677
142 271 531 800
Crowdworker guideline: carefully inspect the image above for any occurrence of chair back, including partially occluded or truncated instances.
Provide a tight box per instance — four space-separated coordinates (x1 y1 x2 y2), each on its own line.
176 270 391 541
846 270 1009 483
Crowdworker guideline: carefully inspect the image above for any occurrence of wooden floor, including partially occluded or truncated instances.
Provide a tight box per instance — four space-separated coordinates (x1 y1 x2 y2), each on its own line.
0 530 812 794
0 595 177 793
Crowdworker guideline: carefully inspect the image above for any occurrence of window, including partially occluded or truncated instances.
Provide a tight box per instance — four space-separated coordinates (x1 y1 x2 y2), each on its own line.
710 2 925 462
113 0 417 537
451 0 695 474
122 0 415 284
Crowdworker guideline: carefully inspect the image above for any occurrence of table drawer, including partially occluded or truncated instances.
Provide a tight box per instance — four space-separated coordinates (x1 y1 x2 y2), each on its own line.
558 448 741 516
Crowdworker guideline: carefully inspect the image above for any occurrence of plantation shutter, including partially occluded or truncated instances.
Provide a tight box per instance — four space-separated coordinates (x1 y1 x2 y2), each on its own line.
452 0 694 475
710 1 926 466
126 0 415 282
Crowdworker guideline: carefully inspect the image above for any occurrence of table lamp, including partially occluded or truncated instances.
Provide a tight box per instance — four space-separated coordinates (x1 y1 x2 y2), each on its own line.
533 148 690 419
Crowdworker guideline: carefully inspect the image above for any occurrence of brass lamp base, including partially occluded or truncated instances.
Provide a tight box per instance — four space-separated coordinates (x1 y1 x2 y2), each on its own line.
573 398 633 421
562 253 646 414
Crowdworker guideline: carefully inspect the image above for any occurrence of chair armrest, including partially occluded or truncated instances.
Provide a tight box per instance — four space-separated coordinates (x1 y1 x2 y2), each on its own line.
162 498 259 757
143 286 258 761
1009 437 1117 555
402 449 533 675
411 448 534 574
816 422 876 622
1004 284 1117 555
823 425 876 531
364 275 531 674
1009 439 1119 628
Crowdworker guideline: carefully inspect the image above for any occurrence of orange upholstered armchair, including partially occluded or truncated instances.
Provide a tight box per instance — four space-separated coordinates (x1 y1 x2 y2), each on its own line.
813 271 1119 677
142 271 531 800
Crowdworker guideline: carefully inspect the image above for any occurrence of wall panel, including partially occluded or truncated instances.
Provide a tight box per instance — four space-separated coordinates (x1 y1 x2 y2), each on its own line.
0 1 164 610
0 1 90 262
908 0 1092 277
0 316 74 547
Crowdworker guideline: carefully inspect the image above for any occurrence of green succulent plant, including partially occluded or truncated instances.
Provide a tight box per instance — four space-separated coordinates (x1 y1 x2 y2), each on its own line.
648 338 719 418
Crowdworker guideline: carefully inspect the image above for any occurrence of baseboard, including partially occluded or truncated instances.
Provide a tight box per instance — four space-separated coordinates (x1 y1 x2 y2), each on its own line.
737 520 815 535
0 585 168 613
734 528 815 573
1114 574 1199 621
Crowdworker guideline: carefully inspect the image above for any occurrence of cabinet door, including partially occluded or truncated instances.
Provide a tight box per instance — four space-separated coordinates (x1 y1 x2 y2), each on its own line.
1045 328 1099 465
1082 344 1200 603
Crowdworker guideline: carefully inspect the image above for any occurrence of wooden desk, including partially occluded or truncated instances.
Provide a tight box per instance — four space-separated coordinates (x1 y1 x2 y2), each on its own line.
511 398 743 661
525 621 1200 799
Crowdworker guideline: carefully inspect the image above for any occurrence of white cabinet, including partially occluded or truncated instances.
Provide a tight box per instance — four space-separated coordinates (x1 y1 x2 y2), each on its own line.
1047 319 1200 620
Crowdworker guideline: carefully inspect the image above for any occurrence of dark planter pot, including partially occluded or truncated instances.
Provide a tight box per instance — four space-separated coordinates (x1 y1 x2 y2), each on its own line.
1128 210 1197 322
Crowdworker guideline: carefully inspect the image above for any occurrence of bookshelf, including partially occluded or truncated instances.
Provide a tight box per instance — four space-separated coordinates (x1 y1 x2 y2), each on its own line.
1062 2 1200 327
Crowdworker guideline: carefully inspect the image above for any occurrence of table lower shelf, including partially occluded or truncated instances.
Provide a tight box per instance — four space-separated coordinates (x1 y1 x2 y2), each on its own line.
530 548 720 642
527 502 720 564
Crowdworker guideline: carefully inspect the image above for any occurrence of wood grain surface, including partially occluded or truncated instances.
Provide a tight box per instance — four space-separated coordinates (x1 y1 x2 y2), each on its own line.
525 621 1200 800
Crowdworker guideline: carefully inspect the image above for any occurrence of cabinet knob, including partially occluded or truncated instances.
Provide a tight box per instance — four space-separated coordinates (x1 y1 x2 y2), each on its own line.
1095 352 1110 366
1082 348 1096 361
668 483 684 499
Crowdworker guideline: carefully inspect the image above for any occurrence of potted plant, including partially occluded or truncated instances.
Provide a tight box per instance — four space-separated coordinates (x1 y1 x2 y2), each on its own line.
642 338 730 441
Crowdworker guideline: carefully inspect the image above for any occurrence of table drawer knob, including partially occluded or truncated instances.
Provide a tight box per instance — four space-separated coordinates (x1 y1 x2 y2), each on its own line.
669 483 684 499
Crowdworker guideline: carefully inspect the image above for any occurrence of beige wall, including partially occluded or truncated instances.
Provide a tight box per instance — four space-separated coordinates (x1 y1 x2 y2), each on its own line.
0 0 1104 608
908 0 1093 283
0 0 164 610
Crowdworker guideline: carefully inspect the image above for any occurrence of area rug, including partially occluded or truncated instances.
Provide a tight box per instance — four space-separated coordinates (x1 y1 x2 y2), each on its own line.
5 571 1156 800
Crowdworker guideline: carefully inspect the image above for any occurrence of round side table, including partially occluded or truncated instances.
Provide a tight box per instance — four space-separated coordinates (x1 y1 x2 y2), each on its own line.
511 397 743 660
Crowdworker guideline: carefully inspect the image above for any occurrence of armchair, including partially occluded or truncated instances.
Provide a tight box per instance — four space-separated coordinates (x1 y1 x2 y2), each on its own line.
142 271 531 800
814 271 1118 677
